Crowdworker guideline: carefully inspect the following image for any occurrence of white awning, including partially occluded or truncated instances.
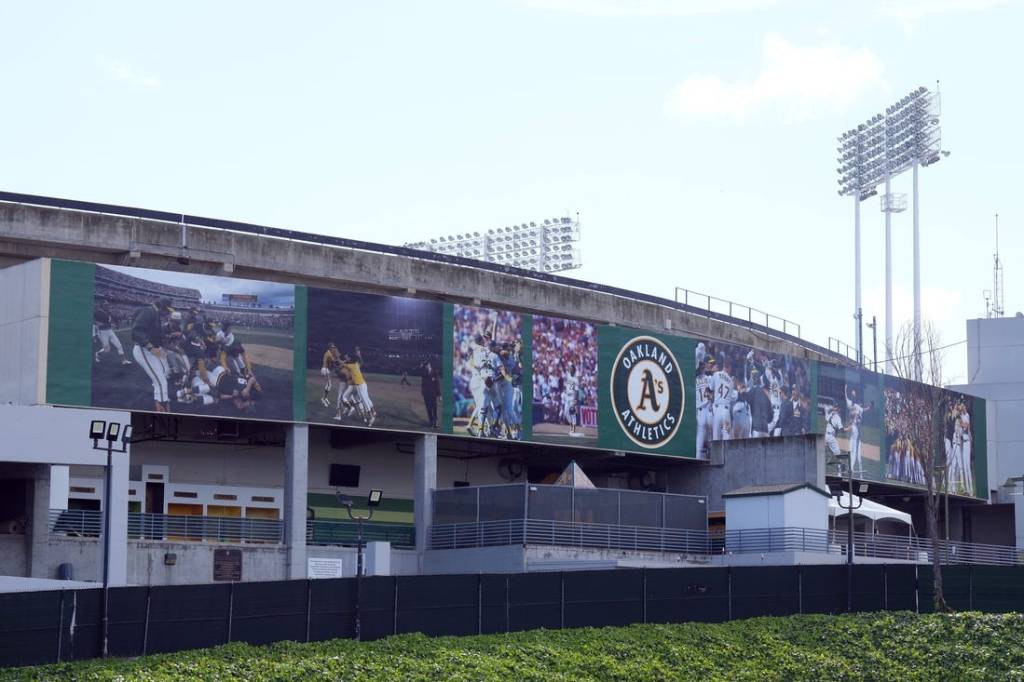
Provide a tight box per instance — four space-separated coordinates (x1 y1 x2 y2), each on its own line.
828 492 912 526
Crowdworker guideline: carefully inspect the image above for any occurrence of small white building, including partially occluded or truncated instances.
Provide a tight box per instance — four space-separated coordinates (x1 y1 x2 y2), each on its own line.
723 482 831 534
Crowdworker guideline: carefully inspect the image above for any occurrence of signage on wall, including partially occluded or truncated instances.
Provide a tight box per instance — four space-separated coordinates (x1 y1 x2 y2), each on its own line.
213 548 243 582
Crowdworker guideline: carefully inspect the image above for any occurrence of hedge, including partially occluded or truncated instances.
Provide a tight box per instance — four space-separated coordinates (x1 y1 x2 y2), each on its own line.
3 611 1024 681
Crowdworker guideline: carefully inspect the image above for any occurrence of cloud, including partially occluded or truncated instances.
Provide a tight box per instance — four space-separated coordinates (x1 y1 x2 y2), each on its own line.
520 0 780 16
665 33 886 122
98 57 161 88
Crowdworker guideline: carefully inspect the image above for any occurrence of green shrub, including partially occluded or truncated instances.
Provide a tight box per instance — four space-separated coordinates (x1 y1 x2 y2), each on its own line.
4 612 1024 681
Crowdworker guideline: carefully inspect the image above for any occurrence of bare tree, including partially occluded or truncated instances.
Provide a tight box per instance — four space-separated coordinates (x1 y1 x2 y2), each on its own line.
887 320 949 612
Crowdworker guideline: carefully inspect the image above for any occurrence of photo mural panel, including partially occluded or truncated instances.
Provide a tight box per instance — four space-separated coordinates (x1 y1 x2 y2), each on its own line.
531 316 598 445
91 264 295 420
693 339 813 459
816 363 884 482
882 377 982 498
451 304 526 441
305 288 443 432
597 326 695 458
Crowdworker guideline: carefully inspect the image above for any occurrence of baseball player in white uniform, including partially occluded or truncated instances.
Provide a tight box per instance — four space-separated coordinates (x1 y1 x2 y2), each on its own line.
695 356 714 459
957 403 973 494
711 359 736 441
845 384 868 475
825 403 844 457
764 361 784 436
562 363 580 435
466 333 493 437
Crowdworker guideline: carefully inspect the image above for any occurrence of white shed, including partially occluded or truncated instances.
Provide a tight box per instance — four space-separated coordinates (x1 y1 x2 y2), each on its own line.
723 482 832 533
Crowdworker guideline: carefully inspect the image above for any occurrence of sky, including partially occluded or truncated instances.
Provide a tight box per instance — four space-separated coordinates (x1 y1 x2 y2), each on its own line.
2 0 1022 384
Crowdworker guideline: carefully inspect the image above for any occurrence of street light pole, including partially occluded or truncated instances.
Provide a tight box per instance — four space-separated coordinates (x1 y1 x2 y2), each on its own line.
833 452 863 612
101 439 113 657
338 489 383 642
90 420 131 659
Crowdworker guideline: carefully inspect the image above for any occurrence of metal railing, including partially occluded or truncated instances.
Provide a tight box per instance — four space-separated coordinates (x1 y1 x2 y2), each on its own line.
675 287 801 339
433 483 709 534
49 509 283 544
429 520 1024 566
430 518 709 554
0 190 853 365
827 337 862 364
306 519 415 548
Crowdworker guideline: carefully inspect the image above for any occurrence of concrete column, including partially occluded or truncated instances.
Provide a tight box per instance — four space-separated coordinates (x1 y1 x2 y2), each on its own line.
106 452 129 586
27 465 52 579
414 434 438 565
284 424 309 579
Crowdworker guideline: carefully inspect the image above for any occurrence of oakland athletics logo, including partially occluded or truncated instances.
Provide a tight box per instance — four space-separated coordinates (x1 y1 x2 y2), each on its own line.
610 336 684 449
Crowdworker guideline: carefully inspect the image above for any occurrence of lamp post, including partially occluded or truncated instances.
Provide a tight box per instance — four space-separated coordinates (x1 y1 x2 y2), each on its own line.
89 419 132 658
337 489 383 641
866 316 879 371
831 452 865 612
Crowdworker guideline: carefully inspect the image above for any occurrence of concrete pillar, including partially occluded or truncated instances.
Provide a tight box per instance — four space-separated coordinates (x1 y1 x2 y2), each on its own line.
106 452 129 586
284 424 309 579
28 465 52 579
365 541 391 576
414 434 437 566
49 465 70 511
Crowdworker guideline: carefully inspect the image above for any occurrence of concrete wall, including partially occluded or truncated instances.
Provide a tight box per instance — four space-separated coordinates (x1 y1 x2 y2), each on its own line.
4 535 419 584
0 203 837 364
0 258 47 405
668 435 824 513
0 535 27 576
0 404 128 467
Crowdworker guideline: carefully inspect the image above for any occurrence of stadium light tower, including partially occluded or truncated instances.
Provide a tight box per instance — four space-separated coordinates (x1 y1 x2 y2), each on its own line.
837 85 943 377
404 215 582 273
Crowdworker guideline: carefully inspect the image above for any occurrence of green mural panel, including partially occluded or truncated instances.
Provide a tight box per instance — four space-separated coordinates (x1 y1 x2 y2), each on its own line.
597 326 695 458
46 260 95 406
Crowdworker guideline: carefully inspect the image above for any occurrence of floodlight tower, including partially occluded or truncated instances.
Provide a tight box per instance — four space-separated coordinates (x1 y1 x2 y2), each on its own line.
837 85 943 376
404 215 582 273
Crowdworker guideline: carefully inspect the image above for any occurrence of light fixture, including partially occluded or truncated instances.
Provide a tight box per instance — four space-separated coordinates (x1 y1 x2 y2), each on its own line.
90 420 106 440
367 489 383 507
105 422 120 442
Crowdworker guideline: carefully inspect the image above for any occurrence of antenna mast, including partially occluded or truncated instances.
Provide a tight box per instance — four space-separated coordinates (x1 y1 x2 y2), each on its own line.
991 213 1005 318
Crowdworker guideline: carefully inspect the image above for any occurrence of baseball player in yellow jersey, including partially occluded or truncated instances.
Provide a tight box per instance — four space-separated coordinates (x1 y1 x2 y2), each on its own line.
321 342 340 407
341 348 376 427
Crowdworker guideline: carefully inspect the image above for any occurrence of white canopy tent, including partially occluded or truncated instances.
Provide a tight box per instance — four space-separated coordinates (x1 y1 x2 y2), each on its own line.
828 492 915 537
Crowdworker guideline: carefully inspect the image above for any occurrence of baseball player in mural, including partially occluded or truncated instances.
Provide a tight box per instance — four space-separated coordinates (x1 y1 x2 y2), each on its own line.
711 357 737 440
763 360 785 436
321 342 340 407
131 297 173 412
695 348 714 459
845 384 870 476
562 362 580 436
824 402 846 458
731 380 752 439
93 303 132 366
339 348 377 427
953 401 974 495
501 340 523 440
466 331 494 437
